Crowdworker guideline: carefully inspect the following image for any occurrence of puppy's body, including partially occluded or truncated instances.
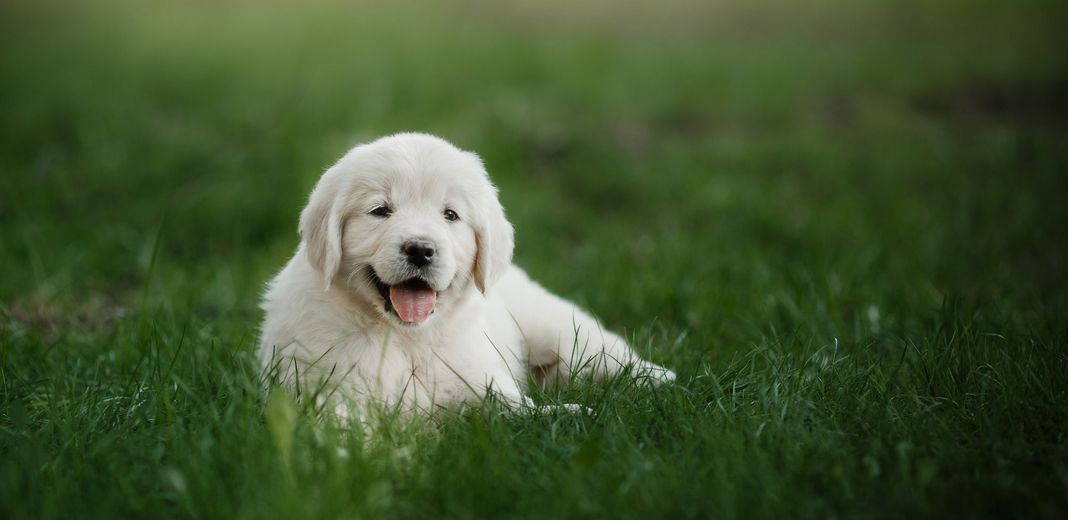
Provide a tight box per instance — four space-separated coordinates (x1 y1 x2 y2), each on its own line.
259 133 672 415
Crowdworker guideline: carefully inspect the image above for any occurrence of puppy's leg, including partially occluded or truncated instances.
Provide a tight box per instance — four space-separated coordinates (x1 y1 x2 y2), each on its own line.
494 267 675 388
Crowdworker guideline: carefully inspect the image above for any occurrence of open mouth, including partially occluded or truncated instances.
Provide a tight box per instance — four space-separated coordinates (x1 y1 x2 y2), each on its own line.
368 269 438 324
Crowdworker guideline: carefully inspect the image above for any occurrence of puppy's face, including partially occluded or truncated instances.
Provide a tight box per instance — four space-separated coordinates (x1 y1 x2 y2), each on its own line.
341 164 474 325
298 133 514 327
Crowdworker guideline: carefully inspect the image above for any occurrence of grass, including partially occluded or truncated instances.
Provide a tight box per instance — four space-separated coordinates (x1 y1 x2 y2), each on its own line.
2 0 1067 517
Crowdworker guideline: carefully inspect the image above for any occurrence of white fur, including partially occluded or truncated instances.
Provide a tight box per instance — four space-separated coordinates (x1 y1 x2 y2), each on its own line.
259 133 674 416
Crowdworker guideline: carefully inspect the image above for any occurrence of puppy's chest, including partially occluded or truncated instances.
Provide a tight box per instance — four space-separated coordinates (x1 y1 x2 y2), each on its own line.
360 330 518 405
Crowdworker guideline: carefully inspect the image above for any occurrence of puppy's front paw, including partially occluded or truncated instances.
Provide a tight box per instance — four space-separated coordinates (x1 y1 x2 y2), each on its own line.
516 399 591 415
542 403 593 415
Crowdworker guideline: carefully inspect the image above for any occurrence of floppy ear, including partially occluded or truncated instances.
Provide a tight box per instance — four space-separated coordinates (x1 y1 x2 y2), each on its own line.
299 167 346 290
472 184 515 294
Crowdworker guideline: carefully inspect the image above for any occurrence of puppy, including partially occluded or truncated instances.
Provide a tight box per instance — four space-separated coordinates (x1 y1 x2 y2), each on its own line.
259 133 673 416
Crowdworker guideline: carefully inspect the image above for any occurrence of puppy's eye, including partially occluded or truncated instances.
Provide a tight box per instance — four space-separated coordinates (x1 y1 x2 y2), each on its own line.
369 206 392 218
443 209 459 222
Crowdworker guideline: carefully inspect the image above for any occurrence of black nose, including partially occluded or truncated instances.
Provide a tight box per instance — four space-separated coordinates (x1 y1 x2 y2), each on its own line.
402 240 436 267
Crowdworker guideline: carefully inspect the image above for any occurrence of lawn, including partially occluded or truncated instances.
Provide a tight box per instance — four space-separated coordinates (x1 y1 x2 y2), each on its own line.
1 0 1066 518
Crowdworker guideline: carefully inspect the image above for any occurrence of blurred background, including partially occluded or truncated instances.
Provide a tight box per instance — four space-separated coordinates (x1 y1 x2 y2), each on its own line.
1 0 1066 345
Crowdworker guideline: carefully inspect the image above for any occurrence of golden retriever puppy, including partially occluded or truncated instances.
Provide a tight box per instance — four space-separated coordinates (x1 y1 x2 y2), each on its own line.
259 133 673 416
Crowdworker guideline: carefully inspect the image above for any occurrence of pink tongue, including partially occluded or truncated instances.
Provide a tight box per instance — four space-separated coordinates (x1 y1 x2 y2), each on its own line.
389 285 437 323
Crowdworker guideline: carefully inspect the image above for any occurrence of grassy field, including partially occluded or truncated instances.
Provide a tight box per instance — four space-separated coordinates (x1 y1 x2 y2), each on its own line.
2 0 1067 517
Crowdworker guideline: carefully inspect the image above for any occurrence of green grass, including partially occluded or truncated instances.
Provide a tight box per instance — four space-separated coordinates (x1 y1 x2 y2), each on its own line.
2 0 1067 517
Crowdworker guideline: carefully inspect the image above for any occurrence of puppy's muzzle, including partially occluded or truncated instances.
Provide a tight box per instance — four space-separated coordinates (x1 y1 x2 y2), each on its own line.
402 239 436 267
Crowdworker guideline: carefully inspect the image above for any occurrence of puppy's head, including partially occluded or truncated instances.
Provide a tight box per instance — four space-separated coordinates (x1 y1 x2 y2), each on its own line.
298 133 514 326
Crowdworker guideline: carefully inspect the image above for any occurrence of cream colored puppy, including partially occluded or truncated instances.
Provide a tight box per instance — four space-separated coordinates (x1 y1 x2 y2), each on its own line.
259 133 673 416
